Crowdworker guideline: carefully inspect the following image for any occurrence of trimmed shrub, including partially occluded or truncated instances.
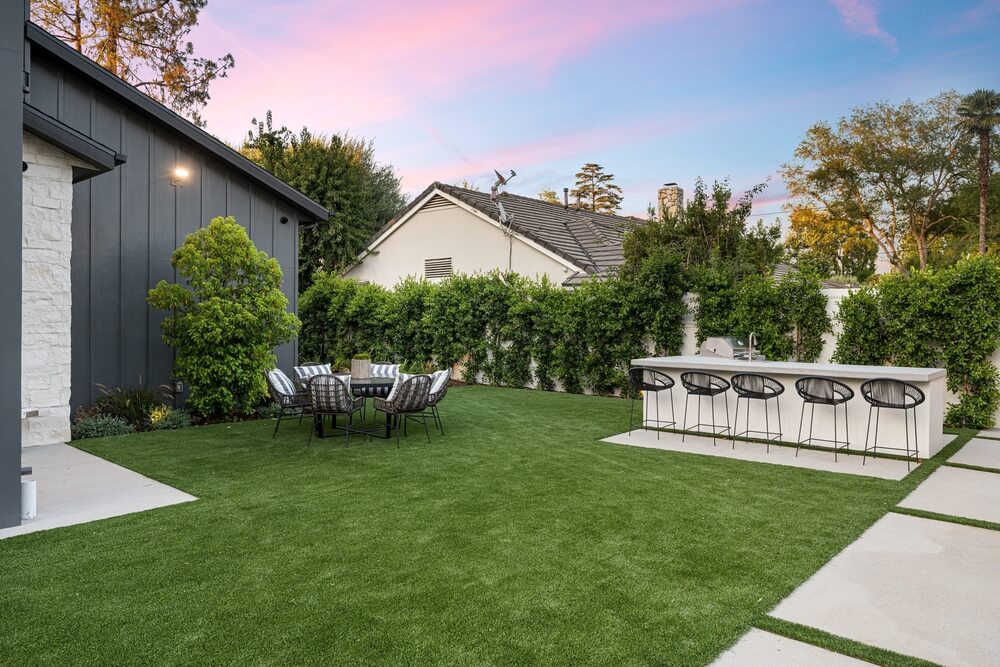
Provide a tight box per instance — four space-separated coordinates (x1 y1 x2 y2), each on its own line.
150 408 192 431
94 384 170 431
72 415 135 440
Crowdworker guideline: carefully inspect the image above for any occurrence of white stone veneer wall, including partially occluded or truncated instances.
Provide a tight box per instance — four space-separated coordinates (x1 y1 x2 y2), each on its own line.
21 132 77 447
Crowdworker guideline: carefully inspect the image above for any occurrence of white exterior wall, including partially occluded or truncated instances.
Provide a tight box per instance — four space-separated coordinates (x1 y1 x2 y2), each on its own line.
21 132 77 447
345 202 575 287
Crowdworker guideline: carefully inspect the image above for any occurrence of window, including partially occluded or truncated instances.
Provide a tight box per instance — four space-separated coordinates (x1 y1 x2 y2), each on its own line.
424 257 453 279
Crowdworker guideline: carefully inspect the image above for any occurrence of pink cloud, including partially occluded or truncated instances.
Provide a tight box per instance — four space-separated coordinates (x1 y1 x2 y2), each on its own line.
828 0 897 52
195 0 748 140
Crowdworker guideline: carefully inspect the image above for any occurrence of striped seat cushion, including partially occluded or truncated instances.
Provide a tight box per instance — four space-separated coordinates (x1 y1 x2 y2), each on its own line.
294 364 332 385
430 370 449 394
268 368 297 397
371 363 400 378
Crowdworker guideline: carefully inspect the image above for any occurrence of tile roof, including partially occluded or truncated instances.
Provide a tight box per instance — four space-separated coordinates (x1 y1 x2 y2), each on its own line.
368 182 637 281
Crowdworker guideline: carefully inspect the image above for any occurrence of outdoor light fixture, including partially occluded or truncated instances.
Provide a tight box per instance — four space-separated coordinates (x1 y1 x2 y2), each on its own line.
170 165 190 186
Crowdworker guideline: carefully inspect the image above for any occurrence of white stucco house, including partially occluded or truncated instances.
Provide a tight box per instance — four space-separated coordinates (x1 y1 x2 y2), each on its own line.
345 182 680 288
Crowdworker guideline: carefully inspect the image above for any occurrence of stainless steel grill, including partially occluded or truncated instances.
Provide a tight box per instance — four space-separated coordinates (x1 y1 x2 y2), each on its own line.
699 336 765 361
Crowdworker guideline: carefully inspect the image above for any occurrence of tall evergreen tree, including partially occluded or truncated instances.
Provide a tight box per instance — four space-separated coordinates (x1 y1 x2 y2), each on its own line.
957 89 1000 255
241 112 406 291
32 0 234 126
570 163 623 213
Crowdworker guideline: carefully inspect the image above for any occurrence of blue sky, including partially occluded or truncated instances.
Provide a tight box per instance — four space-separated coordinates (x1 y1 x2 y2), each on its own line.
192 0 1000 218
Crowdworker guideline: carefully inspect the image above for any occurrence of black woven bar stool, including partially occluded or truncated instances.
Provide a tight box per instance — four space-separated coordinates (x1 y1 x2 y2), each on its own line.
731 373 784 451
861 378 924 470
680 372 731 446
795 376 854 460
628 367 676 439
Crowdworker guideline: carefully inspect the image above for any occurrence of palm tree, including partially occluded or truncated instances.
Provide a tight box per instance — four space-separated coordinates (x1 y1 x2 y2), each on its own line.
957 89 1000 255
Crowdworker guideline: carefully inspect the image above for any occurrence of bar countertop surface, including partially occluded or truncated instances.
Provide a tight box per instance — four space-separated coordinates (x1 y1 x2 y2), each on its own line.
631 356 946 382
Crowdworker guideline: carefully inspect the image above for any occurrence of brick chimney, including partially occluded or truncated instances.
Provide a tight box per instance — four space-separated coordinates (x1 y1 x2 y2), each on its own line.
657 183 684 218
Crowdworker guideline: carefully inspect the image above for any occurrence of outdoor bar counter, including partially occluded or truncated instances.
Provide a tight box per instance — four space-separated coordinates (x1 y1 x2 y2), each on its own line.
632 356 947 459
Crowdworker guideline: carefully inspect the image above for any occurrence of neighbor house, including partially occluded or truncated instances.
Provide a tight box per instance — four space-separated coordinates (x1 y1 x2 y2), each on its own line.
344 182 684 288
2 2 328 528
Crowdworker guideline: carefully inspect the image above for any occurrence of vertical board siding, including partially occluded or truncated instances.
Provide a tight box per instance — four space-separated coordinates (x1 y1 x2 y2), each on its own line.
32 54 307 409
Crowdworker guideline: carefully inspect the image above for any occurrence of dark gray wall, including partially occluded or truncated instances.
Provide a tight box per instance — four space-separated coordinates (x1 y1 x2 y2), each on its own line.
0 2 25 528
28 50 301 410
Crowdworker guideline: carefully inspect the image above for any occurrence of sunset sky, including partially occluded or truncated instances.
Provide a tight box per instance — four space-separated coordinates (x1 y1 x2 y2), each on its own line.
191 0 1000 218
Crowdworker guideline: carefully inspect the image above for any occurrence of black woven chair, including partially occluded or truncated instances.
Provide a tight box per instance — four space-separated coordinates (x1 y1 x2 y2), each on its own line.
423 371 450 434
374 374 433 447
795 376 854 460
266 368 310 438
861 378 925 470
731 373 784 451
307 375 366 446
627 367 676 440
680 372 731 446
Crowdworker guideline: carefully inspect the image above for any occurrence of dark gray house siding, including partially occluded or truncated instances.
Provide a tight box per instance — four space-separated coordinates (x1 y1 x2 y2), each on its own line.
0 2 25 528
26 27 324 410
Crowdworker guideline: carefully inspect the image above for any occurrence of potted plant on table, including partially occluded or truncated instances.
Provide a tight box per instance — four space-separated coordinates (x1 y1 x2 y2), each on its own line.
351 353 371 379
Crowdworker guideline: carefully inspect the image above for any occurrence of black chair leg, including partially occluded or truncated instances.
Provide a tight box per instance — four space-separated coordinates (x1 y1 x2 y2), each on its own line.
654 390 660 440
273 405 284 438
423 415 431 443
682 393 689 442
796 401 806 456
307 414 316 447
732 395 740 448
628 395 636 435
395 415 401 448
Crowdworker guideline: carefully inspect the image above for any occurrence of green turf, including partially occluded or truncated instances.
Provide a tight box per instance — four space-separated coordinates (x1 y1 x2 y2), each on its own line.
0 387 961 665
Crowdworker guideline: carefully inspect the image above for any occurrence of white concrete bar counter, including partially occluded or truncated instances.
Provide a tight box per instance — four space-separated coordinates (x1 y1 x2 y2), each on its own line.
632 356 947 459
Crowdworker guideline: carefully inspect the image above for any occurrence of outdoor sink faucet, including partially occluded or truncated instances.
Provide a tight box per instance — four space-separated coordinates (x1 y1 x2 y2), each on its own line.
749 332 757 361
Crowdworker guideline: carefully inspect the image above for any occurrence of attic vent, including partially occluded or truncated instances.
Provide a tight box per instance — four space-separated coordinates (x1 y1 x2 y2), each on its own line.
424 257 453 279
423 194 455 211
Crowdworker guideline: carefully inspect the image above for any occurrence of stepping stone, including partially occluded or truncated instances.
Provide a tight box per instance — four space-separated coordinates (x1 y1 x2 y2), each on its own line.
975 428 1000 440
770 513 1000 666
712 629 874 666
898 466 1000 524
949 437 1000 470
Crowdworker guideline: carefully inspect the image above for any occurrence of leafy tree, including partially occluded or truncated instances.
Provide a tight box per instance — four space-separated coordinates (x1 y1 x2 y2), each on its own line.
957 89 1000 255
782 92 973 271
32 0 234 126
241 112 406 290
570 163 623 213
538 188 561 205
785 207 877 281
148 216 299 418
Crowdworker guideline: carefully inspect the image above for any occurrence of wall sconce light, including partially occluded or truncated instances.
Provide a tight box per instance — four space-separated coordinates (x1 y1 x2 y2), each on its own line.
280 216 289 224
170 166 190 186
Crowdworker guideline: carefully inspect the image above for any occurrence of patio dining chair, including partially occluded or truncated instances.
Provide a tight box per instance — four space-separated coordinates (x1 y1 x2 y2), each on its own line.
422 370 450 434
307 374 366 447
373 373 433 447
266 368 311 438
293 362 332 390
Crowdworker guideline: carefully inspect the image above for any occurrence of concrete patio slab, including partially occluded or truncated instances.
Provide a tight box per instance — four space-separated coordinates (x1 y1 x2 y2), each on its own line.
974 428 1000 440
770 513 1000 666
897 466 1000 524
711 629 875 666
602 429 914 480
949 437 1000 470
0 443 196 540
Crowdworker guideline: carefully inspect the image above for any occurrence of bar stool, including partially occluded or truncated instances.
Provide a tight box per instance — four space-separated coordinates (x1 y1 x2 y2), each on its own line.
861 378 924 470
731 373 784 451
795 376 854 460
628 367 676 439
680 372 731 446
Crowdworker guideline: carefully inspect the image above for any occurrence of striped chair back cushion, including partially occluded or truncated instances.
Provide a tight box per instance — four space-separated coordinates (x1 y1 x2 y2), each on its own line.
386 373 413 402
268 369 297 397
430 370 449 394
294 364 332 385
371 363 400 378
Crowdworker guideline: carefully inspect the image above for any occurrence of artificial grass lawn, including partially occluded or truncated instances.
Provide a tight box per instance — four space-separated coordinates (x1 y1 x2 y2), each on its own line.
0 386 949 665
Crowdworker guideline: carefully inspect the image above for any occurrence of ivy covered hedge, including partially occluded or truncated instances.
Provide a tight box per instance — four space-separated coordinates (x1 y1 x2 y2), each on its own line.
300 269 687 395
693 269 831 362
834 257 1000 428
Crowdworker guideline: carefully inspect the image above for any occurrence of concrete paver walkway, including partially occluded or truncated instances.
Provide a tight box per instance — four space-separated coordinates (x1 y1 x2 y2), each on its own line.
948 436 1000 469
712 629 875 666
0 443 196 539
898 465 1000 524
769 510 1000 666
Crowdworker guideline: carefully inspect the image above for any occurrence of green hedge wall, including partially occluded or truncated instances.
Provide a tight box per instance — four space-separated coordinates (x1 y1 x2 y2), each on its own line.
299 270 687 395
834 256 1000 428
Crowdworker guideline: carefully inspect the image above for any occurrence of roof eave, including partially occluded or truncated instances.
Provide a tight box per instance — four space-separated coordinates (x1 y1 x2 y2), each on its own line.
23 103 122 182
